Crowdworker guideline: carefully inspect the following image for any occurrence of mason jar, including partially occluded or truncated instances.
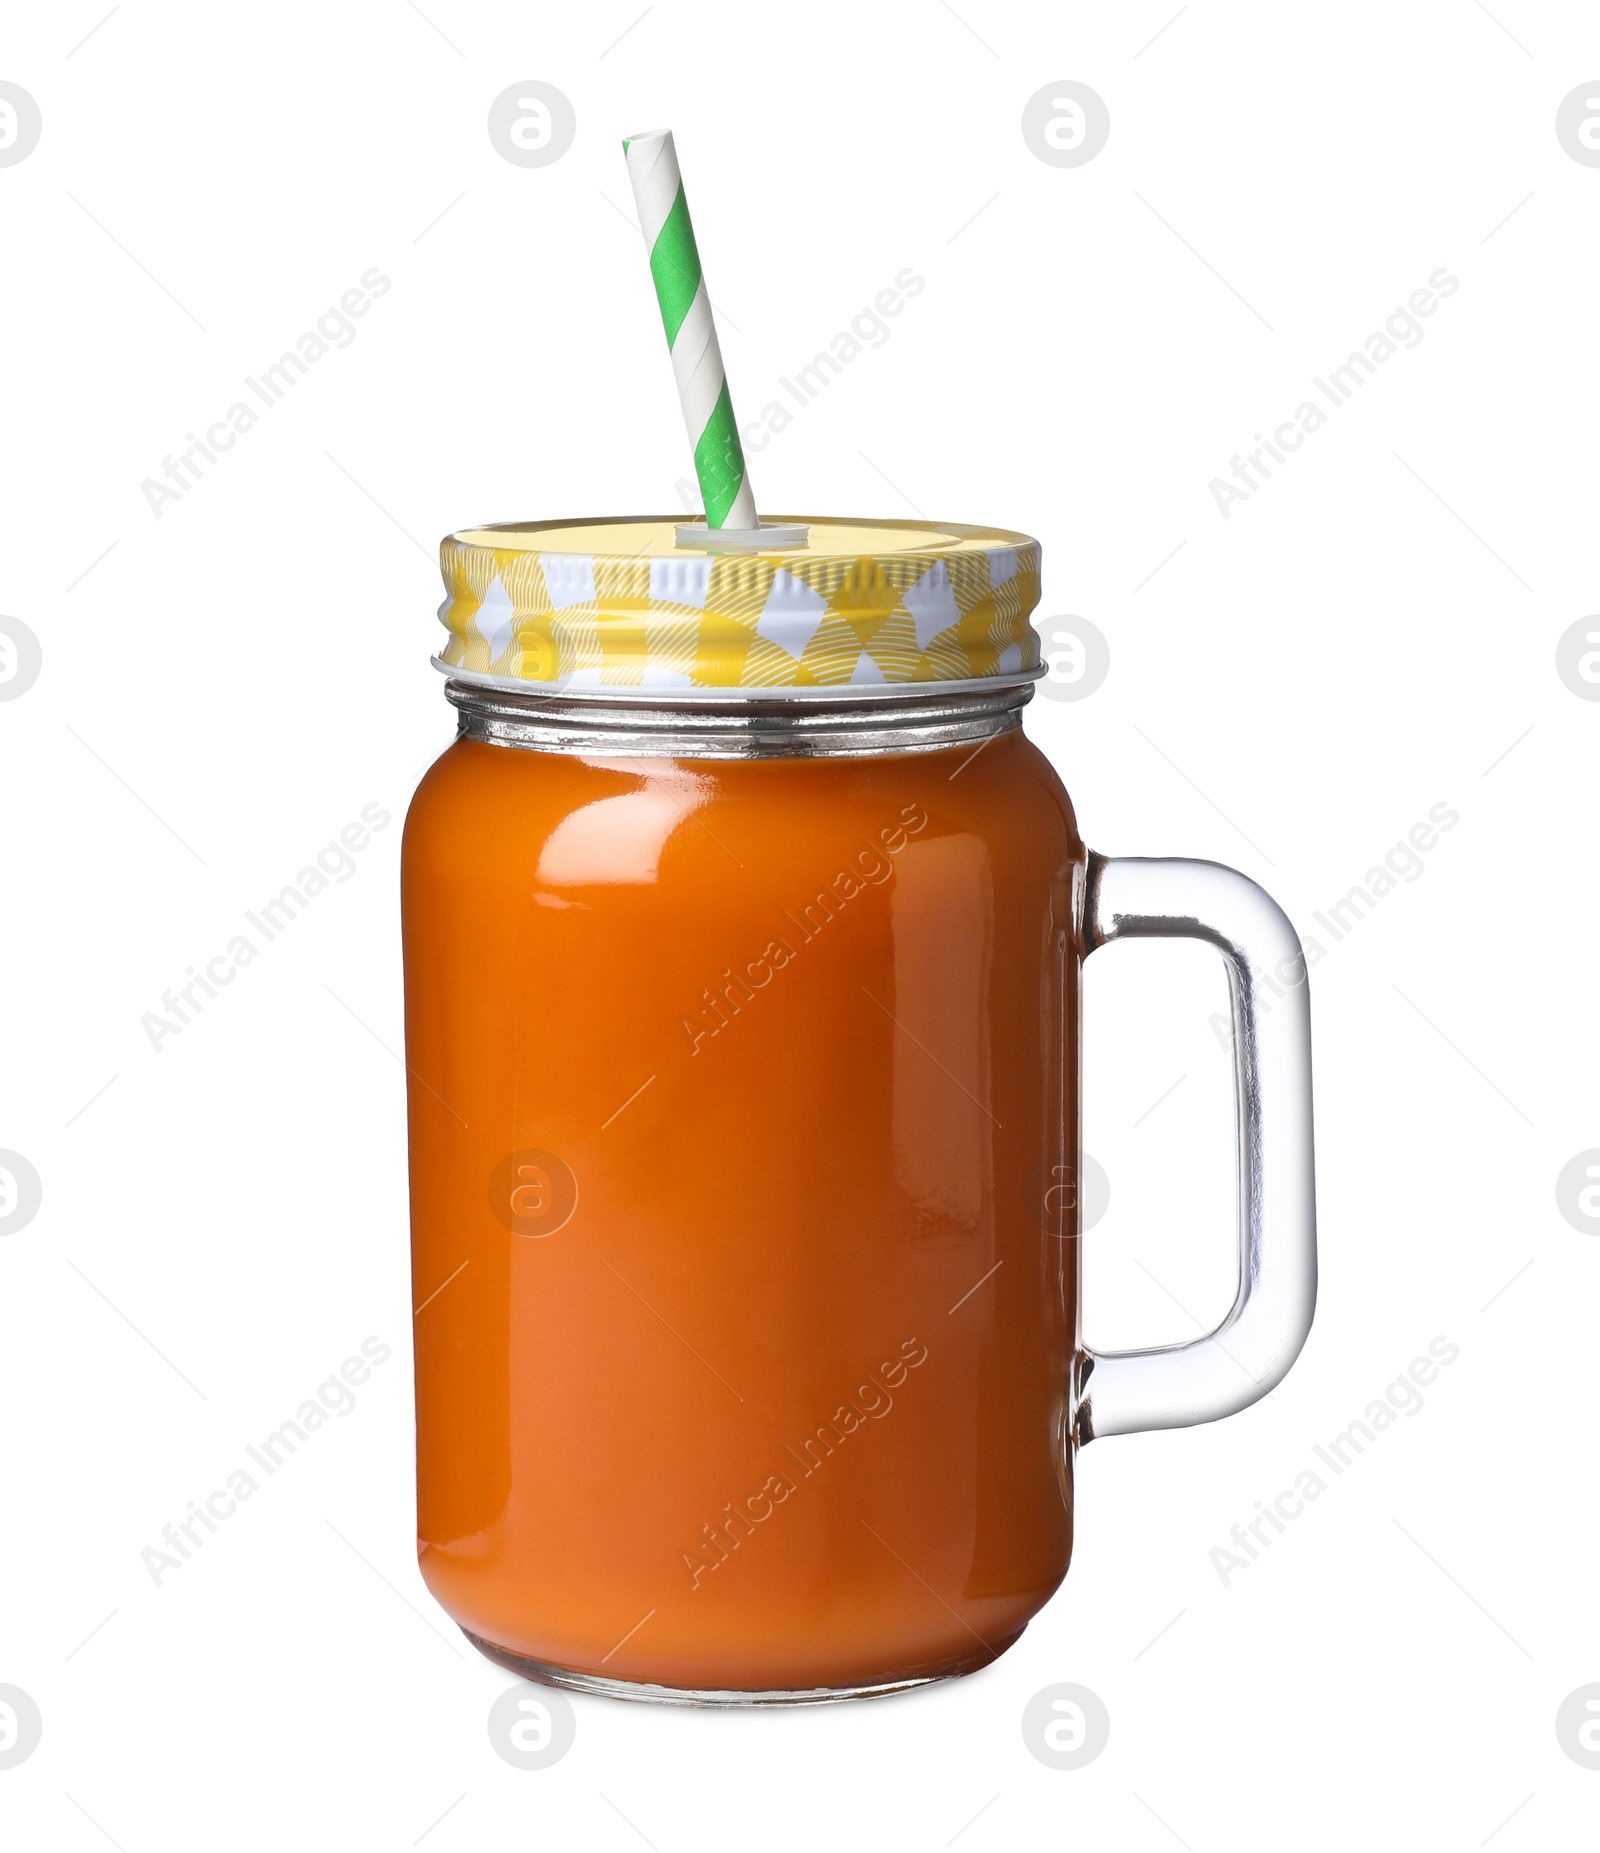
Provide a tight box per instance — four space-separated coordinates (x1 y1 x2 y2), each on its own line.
401 515 1316 1705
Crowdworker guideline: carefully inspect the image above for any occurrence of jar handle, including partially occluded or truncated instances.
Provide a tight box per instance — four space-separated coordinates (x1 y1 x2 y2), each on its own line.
1075 853 1317 1443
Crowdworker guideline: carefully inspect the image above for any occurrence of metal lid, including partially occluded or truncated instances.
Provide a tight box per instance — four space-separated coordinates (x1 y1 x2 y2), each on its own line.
435 515 1043 699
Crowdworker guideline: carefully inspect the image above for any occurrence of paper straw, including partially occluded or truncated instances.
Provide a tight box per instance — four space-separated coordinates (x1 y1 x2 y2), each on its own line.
623 130 757 530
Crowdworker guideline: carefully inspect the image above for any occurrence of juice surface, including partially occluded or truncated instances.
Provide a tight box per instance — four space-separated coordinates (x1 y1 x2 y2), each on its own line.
402 727 1084 1691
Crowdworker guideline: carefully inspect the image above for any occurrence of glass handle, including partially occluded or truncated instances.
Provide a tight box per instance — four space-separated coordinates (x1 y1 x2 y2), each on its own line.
1075 853 1317 1443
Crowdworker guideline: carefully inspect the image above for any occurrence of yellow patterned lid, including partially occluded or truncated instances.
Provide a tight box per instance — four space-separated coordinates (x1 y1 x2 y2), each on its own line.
435 516 1043 697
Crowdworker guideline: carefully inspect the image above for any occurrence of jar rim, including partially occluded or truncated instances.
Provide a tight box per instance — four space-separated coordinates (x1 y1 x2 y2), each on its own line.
432 655 1047 705
445 674 1033 759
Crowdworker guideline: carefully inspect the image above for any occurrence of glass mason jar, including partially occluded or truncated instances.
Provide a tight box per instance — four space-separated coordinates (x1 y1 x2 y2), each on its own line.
401 516 1316 1705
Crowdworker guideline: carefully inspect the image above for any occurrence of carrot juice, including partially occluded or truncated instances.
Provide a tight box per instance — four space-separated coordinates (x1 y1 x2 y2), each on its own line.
404 715 1084 1697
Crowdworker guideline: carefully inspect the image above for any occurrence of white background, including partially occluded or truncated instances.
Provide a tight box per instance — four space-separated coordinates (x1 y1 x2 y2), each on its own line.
3 0 1596 1845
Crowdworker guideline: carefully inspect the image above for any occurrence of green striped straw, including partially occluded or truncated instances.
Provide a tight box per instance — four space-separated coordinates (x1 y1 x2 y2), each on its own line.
623 129 757 530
